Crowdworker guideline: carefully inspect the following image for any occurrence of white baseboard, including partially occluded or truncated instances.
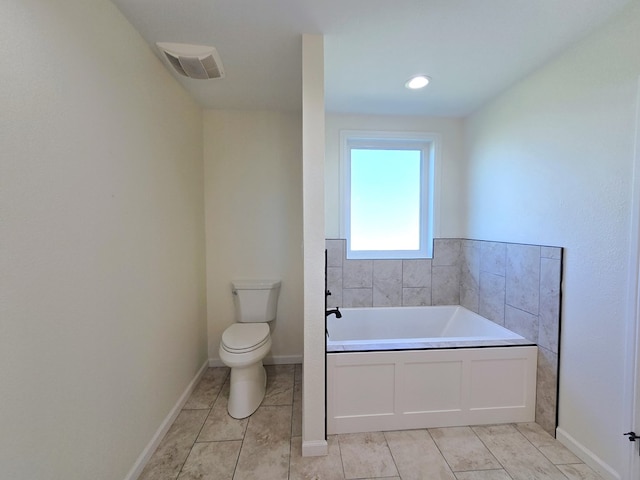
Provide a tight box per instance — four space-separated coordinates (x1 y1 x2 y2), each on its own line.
302 439 328 457
556 427 621 480
124 360 209 480
209 354 303 368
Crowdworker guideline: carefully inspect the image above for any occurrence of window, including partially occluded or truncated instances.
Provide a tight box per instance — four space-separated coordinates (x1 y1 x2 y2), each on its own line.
340 130 439 259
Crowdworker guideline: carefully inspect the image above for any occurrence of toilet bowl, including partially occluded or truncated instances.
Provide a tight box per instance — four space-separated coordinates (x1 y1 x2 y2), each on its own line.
219 280 280 419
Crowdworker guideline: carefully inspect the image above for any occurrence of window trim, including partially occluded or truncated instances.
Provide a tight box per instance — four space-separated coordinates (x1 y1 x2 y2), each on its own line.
340 130 441 259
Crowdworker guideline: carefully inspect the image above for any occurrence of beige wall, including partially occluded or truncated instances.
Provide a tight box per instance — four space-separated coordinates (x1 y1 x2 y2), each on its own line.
325 114 465 239
463 2 640 478
203 110 304 364
1 1 206 479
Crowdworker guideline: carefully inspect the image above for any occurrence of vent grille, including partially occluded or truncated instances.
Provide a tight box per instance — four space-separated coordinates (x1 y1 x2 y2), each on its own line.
201 55 222 79
164 52 187 77
156 43 225 80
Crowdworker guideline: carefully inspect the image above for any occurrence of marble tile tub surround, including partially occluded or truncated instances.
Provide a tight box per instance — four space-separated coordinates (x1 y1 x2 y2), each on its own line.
325 238 563 437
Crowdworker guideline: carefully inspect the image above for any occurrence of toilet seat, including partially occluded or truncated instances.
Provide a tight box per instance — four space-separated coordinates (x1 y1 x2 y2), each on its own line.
221 324 270 353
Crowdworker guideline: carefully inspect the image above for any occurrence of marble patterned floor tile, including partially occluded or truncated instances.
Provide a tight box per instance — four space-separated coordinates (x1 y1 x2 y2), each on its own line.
472 424 566 480
557 463 603 479
138 364 599 480
177 440 241 480
454 469 512 480
291 376 302 437
294 363 303 384
515 422 581 464
385 429 456 480
338 431 398 479
289 436 345 480
429 426 501 472
183 367 229 410
234 405 292 480
197 379 248 442
138 409 209 480
263 364 295 405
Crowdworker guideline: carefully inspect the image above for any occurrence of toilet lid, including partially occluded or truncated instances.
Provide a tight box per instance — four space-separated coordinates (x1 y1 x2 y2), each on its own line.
222 324 270 353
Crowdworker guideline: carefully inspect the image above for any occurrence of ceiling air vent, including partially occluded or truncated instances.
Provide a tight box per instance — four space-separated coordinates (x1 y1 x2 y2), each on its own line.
156 42 225 80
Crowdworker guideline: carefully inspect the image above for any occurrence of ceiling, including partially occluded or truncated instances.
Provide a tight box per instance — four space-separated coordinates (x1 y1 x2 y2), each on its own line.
111 0 631 117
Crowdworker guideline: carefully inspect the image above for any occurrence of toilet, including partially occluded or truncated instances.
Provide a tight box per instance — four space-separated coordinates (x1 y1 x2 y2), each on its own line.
219 279 281 419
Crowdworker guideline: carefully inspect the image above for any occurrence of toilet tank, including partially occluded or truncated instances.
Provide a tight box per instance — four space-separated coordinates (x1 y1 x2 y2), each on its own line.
232 280 281 323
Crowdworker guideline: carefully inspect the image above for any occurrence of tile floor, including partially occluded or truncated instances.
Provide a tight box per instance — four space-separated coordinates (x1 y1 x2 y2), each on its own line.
139 365 602 480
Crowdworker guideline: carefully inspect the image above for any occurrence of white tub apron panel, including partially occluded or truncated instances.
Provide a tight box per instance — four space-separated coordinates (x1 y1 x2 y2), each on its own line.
327 346 537 434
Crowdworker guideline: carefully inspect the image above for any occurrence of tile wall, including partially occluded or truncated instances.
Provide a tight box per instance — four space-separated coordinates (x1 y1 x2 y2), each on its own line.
325 238 563 437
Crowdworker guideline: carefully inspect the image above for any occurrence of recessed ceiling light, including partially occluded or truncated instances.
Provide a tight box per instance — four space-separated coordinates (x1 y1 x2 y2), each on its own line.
405 75 430 90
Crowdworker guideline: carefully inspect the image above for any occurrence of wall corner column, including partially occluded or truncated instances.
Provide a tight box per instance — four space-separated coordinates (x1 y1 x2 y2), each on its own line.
301 34 328 457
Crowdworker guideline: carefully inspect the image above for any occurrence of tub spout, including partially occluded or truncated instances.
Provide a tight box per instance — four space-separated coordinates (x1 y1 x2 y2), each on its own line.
326 308 342 319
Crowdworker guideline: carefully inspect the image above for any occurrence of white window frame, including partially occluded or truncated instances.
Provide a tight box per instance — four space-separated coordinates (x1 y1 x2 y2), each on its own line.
340 130 440 259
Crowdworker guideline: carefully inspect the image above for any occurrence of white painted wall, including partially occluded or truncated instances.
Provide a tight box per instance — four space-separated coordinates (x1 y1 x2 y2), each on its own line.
301 34 328 456
1 1 207 479
325 114 465 238
463 3 640 478
203 110 304 364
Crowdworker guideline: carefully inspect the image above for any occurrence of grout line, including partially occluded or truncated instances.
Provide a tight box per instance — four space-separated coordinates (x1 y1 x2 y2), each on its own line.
382 431 402 479
175 368 230 479
287 367 296 479
336 434 348 480
513 423 570 477
286 403 293 480
426 427 458 476
470 424 515 480
232 418 247 479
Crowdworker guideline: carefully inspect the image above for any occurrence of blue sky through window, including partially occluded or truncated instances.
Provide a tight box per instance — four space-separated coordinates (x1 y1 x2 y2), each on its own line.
350 148 421 251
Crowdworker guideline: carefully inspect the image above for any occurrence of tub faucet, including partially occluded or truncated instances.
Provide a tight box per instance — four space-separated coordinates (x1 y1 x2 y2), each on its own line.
326 307 342 319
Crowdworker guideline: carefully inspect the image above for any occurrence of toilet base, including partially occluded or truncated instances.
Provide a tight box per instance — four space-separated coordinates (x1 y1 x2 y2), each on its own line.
227 362 267 419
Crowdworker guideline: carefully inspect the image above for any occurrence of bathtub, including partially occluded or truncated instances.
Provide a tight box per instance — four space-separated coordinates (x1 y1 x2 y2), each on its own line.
326 305 538 434
326 305 533 351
